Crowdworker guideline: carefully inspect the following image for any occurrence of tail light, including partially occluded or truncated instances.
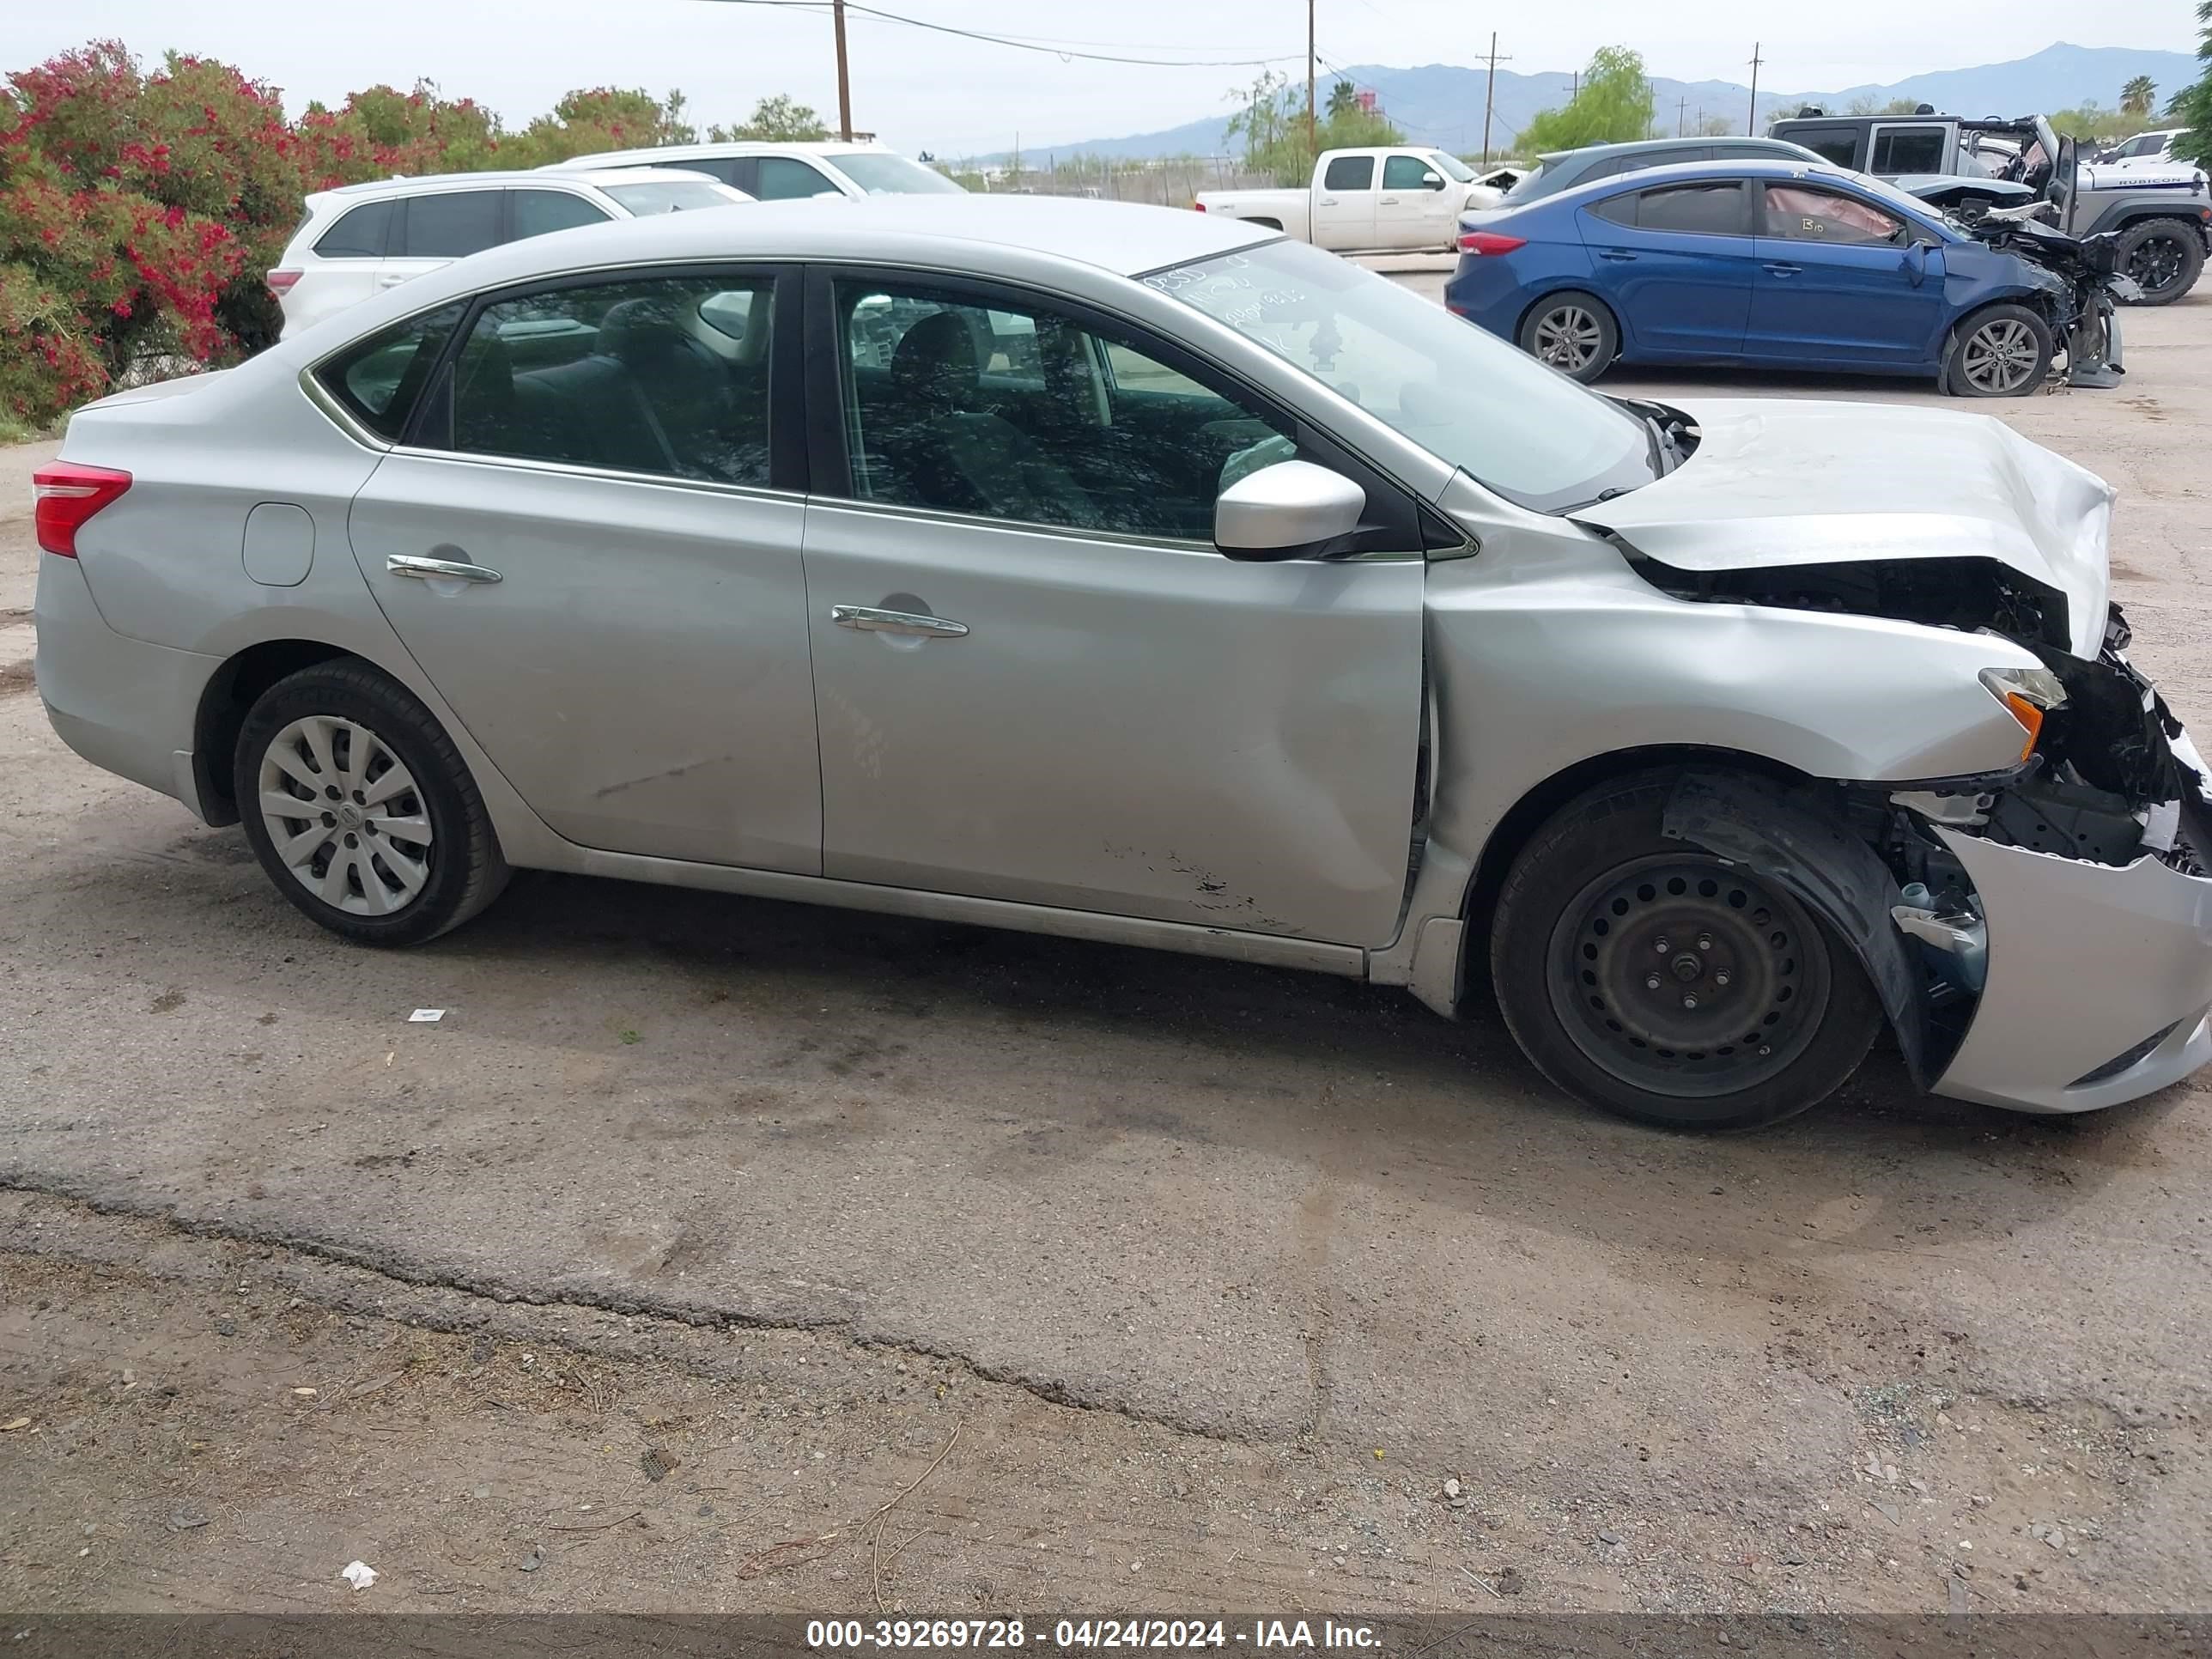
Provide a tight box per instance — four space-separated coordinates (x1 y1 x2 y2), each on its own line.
1192 201 1206 211
33 461 132 557
1456 230 1527 255
267 268 302 295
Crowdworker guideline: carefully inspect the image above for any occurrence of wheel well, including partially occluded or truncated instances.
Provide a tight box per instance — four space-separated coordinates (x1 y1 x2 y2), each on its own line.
1516 288 1617 344
1458 745 1813 978
192 641 353 825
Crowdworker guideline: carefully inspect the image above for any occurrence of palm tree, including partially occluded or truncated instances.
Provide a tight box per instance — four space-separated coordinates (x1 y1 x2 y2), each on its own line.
2121 75 2157 118
1326 79 1358 119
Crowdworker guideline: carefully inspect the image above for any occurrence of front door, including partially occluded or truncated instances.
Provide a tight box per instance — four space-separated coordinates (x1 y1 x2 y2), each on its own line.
1580 180 1758 357
1313 153 1380 249
799 272 1425 945
1376 152 1454 248
347 268 823 871
1747 181 1945 367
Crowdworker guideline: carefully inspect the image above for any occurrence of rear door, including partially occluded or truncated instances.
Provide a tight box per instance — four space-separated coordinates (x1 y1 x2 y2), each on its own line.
379 188 506 295
1375 151 1454 248
1747 180 1943 366
345 264 821 870
1312 153 1380 248
1579 179 1758 356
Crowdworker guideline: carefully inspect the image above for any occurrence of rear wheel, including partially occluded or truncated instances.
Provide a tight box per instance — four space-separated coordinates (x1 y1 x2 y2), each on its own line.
1942 304 2053 398
234 659 508 946
1489 775 1883 1132
1518 292 1619 382
2113 218 2205 306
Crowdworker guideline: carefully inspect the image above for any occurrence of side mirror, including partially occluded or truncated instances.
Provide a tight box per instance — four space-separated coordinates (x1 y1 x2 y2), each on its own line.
1214 460 1366 562
1420 171 1444 189
1902 240 1928 287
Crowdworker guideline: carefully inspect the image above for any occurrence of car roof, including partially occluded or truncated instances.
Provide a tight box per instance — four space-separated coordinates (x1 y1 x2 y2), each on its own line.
1528 155 1916 203
297 195 1271 310
540 141 893 172
310 166 725 204
1542 136 1814 165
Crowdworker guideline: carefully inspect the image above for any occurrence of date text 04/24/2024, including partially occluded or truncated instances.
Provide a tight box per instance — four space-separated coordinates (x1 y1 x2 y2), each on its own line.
806 1620 1384 1650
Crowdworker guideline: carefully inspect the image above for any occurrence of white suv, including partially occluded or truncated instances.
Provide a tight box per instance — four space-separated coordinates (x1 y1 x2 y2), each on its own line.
541 141 963 201
268 167 751 336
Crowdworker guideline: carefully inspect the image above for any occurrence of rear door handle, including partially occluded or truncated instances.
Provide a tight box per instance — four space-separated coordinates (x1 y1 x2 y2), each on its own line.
1764 261 1802 276
387 554 501 584
1598 249 1638 261
830 605 968 639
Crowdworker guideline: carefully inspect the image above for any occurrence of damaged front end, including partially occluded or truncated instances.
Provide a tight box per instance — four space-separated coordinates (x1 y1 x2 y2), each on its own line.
1869 608 2212 1110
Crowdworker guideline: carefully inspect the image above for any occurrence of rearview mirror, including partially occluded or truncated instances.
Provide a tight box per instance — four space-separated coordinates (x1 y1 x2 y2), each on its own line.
1214 460 1365 562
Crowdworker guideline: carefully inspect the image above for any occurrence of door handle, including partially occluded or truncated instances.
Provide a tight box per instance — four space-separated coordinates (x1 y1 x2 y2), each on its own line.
1318 196 1338 206
387 554 501 584
374 273 410 288
1598 249 1638 261
1764 262 1802 276
830 605 967 639
1380 194 1401 204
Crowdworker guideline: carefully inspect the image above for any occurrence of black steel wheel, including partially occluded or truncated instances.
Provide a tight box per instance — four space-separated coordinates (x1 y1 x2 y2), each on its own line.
1490 774 1884 1132
2114 219 2205 306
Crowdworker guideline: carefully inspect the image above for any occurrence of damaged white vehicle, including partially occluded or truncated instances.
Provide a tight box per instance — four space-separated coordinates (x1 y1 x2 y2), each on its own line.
33 200 2212 1130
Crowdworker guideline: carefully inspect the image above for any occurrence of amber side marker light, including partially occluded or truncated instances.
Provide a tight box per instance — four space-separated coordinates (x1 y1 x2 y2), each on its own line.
1979 666 2069 764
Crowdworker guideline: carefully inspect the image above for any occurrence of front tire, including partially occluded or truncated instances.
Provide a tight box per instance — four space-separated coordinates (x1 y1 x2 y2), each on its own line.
2113 218 2205 306
234 659 508 946
1518 291 1619 382
1489 775 1883 1132
1942 303 2053 398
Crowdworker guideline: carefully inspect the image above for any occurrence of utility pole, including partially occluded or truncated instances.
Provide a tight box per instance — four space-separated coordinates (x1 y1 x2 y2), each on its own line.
1747 41 1764 137
832 0 854 142
1306 0 1317 161
1480 33 1511 166
1676 96 1687 137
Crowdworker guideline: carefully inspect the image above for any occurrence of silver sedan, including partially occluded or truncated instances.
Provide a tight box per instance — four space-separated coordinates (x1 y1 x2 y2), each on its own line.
33 196 2212 1130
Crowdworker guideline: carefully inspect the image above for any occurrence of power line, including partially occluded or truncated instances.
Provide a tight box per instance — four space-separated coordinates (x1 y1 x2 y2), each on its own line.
688 0 1309 69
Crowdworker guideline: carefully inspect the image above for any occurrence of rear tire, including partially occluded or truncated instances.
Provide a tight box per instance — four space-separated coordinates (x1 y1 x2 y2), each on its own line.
1489 774 1883 1133
1517 291 1619 382
234 659 508 946
1942 303 2053 398
2113 218 2205 306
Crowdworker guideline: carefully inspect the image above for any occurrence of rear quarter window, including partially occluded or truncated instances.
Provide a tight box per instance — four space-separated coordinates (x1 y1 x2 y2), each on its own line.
313 199 393 259
313 303 465 441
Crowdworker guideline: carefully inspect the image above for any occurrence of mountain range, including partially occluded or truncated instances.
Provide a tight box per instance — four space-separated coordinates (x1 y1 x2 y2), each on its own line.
994 43 2200 164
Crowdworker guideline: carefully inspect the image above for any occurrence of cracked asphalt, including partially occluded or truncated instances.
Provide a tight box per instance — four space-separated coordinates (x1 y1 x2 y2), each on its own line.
3 276 2209 1616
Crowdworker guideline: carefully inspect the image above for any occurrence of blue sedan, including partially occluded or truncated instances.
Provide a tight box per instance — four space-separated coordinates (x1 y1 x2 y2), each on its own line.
1444 159 2069 396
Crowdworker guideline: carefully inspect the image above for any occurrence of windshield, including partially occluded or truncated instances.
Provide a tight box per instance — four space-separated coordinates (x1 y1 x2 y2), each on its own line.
830 153 964 195
603 180 742 216
1146 240 1653 514
1426 150 1474 183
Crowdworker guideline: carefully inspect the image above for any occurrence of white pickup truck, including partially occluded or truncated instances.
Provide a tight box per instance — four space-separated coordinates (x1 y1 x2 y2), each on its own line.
1194 146 1504 252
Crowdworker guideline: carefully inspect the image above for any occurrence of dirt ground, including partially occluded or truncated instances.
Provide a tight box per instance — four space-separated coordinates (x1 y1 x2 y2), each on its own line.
2 273 2209 1621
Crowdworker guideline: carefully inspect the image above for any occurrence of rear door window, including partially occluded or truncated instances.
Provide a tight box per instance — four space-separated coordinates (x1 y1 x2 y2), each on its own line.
1322 155 1376 191
397 190 504 258
1633 181 1748 234
313 199 393 259
754 157 841 199
509 189 611 240
1870 125 1947 173
1788 128 1863 168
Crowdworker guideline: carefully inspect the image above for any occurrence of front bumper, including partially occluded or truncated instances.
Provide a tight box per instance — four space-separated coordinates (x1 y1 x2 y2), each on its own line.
1930 825 2212 1113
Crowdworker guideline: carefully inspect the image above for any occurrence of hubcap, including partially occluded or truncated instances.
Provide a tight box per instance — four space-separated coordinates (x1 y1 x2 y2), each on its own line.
1546 857 1832 1098
257 714 434 917
1961 319 2039 393
1532 306 1601 371
2124 232 2185 296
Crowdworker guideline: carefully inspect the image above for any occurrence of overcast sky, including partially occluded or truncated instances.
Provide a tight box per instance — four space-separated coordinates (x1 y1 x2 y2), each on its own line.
0 1 2197 157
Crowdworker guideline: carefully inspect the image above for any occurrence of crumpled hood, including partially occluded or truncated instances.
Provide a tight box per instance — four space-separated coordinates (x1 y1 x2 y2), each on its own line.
1574 398 2114 658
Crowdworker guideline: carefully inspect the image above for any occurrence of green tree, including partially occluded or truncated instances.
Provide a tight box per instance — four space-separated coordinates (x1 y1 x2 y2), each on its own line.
2120 76 2157 118
1326 79 1358 119
501 86 694 167
2175 2 2212 170
709 94 830 143
1224 69 1403 184
1515 47 1655 151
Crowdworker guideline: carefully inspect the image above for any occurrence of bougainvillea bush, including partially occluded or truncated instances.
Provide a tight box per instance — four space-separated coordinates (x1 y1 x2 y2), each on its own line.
0 39 823 428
